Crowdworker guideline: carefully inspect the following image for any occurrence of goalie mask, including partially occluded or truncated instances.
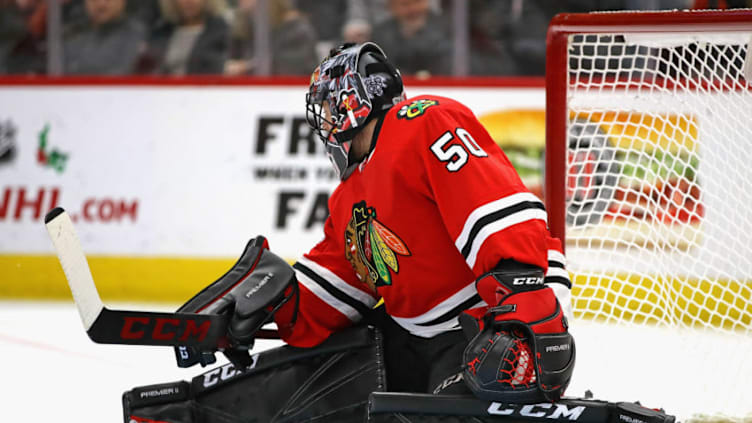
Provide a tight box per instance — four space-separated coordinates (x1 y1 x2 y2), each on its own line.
306 42 405 180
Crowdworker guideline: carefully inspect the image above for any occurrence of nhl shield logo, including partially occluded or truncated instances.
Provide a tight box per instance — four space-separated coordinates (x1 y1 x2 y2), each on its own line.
0 119 17 165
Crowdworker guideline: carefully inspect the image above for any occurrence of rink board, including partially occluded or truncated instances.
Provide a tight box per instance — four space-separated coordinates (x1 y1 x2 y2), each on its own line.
0 81 543 298
1 80 749 331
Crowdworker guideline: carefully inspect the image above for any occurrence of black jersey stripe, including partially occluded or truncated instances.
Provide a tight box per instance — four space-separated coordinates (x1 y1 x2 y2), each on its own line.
415 293 482 327
292 262 373 317
544 275 572 289
548 260 565 269
460 200 547 258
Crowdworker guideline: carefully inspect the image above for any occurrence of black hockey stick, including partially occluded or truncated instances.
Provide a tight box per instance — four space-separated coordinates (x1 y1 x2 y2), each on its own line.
44 207 279 349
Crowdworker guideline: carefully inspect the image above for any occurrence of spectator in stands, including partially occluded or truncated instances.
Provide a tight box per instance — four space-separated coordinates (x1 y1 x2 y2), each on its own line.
304 0 441 47
62 0 147 74
139 0 229 75
345 0 441 35
59 0 93 31
224 0 318 76
371 0 451 77
296 0 347 45
0 0 48 74
341 18 371 45
59 0 161 41
297 0 434 59
127 0 162 30
467 0 628 76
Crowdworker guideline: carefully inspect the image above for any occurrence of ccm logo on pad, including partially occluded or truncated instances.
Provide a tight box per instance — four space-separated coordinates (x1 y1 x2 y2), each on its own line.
203 359 259 388
488 403 586 420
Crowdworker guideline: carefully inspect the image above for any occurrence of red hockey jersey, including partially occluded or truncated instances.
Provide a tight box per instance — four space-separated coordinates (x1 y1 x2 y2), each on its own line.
274 95 570 347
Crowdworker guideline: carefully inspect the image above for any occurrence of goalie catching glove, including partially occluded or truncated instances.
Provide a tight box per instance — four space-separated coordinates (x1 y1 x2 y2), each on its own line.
174 236 298 369
460 260 575 403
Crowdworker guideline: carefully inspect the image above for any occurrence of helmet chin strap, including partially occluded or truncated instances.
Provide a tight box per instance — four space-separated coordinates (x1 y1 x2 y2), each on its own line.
347 136 368 165
346 110 385 168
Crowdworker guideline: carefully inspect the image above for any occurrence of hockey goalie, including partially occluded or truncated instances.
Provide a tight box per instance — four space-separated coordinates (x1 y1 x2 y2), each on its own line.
52 42 675 423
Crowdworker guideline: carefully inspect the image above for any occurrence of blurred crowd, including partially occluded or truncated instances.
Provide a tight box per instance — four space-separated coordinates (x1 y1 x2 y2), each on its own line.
1 0 750 77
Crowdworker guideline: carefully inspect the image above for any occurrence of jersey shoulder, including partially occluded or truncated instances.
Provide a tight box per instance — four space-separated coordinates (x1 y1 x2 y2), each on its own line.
383 94 478 149
390 94 473 124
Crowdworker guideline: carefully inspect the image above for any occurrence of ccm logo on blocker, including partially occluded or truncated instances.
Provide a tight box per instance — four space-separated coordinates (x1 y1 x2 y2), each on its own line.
512 277 544 285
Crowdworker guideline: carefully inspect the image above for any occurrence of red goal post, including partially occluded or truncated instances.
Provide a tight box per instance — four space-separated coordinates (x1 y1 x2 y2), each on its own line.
544 9 752 422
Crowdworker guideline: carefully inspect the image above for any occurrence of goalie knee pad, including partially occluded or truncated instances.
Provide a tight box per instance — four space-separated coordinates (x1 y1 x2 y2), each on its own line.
462 260 576 403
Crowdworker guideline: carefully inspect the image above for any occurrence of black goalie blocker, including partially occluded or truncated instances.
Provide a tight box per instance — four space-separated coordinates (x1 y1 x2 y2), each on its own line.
174 236 298 369
461 260 576 403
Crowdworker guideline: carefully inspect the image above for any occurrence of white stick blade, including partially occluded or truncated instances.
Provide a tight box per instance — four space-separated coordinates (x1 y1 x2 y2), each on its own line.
45 207 104 330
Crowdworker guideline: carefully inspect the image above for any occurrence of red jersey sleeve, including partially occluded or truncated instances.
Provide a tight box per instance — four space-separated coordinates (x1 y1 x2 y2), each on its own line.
273 214 380 348
413 97 552 275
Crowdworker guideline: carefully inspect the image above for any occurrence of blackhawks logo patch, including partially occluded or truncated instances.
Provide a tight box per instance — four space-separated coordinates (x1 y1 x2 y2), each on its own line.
397 99 439 120
345 201 411 293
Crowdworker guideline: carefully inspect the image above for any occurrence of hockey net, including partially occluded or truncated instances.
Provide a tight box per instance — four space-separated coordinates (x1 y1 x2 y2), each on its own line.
546 10 752 422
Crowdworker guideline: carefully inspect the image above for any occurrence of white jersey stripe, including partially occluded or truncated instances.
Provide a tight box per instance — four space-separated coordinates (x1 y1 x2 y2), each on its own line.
392 318 462 338
297 256 377 308
391 280 484 338
548 249 567 267
455 192 544 253
465 208 548 268
546 267 570 280
295 269 362 322
549 282 574 324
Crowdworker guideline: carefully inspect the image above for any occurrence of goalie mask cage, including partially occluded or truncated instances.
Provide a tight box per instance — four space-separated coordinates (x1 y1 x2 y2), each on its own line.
546 9 752 422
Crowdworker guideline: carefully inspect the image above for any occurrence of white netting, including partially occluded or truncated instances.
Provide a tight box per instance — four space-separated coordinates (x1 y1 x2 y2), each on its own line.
564 28 752 421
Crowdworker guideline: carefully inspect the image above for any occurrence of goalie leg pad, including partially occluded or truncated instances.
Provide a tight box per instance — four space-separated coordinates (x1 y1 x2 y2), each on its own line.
125 325 385 423
123 381 193 423
367 392 676 423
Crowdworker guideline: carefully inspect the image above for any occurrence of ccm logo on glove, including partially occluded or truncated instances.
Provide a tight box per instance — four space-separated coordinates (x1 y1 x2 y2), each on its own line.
512 276 544 285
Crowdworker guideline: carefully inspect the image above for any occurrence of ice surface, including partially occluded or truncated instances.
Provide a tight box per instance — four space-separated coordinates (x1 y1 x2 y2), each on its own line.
0 301 284 422
2 301 749 422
